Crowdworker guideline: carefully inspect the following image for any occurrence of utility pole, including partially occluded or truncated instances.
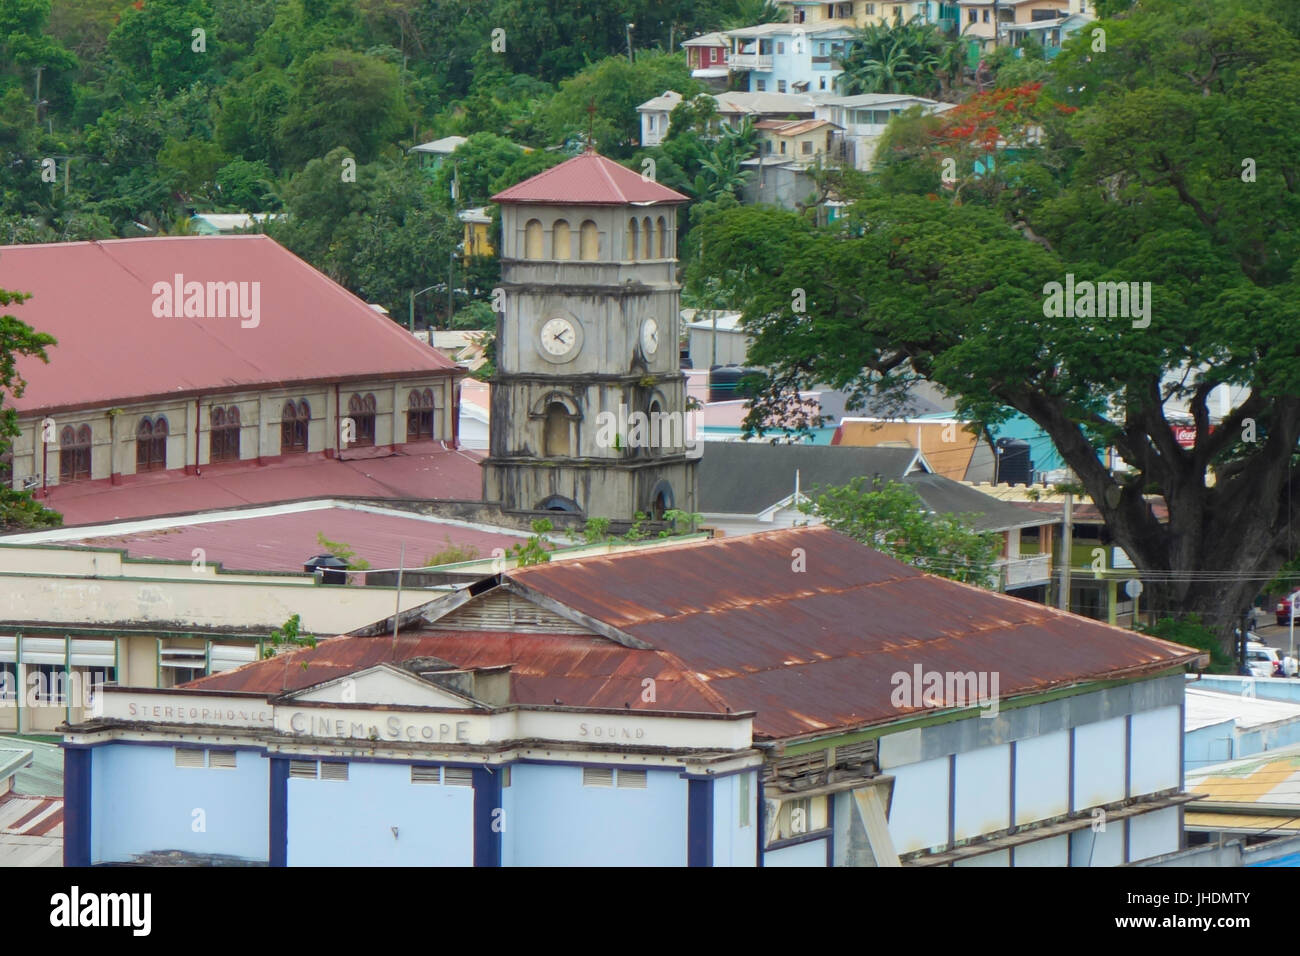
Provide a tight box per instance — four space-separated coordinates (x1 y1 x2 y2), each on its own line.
1057 492 1073 611
991 0 1001 48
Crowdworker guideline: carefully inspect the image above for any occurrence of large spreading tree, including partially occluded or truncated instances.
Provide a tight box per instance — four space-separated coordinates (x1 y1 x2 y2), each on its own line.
689 0 1300 650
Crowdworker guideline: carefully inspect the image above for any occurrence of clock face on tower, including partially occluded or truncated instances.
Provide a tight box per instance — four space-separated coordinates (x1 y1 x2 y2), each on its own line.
538 314 581 362
639 317 659 359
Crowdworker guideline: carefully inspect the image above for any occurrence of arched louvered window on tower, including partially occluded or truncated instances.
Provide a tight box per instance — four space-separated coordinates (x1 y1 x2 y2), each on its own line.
579 220 599 260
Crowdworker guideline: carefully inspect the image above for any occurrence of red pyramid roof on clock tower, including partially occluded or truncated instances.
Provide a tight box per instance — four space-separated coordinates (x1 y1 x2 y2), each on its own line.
491 151 689 205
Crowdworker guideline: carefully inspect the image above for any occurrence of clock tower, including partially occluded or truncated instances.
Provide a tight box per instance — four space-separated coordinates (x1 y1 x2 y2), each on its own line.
481 151 699 522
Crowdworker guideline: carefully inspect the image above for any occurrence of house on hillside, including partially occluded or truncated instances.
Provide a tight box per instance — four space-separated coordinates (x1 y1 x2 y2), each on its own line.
0 236 464 501
1002 10 1095 57
957 0 1082 45
754 118 842 164
725 22 855 95
682 33 731 89
63 525 1200 867
638 90 684 147
408 135 468 172
813 93 956 170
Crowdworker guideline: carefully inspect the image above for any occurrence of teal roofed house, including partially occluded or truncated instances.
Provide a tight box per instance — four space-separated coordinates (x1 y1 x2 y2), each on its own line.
1003 11 1095 59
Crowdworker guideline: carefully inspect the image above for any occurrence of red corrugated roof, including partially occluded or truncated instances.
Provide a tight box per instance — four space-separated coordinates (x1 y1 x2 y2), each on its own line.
0 236 457 415
23 446 484 526
188 631 724 713
69 505 522 573
491 151 689 205
193 527 1198 741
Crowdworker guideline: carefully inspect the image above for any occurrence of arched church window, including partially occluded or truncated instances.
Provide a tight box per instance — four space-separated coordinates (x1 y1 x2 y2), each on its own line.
642 216 655 259
137 416 168 471
656 216 668 258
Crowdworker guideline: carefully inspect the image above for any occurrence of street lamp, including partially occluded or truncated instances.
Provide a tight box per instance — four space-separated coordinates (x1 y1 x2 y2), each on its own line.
627 23 635 63
409 284 441 334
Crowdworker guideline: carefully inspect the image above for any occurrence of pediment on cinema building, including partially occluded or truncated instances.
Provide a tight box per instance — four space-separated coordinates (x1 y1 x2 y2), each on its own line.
284 663 484 709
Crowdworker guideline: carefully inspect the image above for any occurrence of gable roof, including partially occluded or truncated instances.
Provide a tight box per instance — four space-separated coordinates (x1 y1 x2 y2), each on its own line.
491 152 689 205
0 235 458 416
699 442 925 514
409 135 468 155
901 472 1055 533
194 526 1199 741
712 91 817 116
681 32 728 47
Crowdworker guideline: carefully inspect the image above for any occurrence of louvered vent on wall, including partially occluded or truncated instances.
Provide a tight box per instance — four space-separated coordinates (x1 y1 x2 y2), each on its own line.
431 591 582 633
289 760 318 779
411 766 442 784
444 768 473 787
208 750 237 769
616 769 648 789
582 767 614 787
320 762 349 781
174 748 205 769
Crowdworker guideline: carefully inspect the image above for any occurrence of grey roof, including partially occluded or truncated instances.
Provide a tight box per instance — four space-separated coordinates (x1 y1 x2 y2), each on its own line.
700 442 924 514
699 442 1054 532
901 473 1055 533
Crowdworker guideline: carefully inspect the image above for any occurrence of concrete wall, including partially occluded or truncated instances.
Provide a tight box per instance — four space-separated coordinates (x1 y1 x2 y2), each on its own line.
287 760 474 866
503 763 688 866
91 743 269 864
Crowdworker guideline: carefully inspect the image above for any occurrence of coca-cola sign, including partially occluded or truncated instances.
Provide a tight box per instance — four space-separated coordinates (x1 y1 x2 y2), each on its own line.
1172 425 1196 447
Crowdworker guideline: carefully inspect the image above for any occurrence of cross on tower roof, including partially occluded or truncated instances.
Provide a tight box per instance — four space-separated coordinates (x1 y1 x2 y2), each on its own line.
584 99 597 153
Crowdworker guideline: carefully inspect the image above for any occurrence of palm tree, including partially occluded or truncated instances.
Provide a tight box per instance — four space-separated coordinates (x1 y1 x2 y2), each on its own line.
836 16 948 96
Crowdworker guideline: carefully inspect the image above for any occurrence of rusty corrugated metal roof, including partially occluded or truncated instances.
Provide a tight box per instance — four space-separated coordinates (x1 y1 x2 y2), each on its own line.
193 527 1199 740
188 630 724 713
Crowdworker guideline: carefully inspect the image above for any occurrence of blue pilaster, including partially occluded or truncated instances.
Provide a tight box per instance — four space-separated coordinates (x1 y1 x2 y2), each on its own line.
62 746 91 867
473 767 502 867
268 757 288 867
687 778 714 867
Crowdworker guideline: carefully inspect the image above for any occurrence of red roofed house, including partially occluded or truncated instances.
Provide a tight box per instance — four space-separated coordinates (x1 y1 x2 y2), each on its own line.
484 151 700 521
0 235 463 504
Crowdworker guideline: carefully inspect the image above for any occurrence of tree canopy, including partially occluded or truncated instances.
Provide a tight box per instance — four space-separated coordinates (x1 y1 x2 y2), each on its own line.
691 0 1300 648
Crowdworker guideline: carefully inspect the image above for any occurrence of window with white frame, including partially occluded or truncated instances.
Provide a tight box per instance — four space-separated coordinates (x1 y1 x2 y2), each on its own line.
772 794 829 841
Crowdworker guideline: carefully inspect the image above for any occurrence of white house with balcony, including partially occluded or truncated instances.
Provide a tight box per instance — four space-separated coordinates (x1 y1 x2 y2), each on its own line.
725 22 856 95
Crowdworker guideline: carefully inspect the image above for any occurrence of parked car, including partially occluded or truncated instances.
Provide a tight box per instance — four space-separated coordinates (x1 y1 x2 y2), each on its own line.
1276 591 1300 626
1245 640 1299 678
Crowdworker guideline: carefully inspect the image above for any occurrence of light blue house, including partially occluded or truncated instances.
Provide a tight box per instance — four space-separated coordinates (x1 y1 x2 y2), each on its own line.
725 22 855 95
